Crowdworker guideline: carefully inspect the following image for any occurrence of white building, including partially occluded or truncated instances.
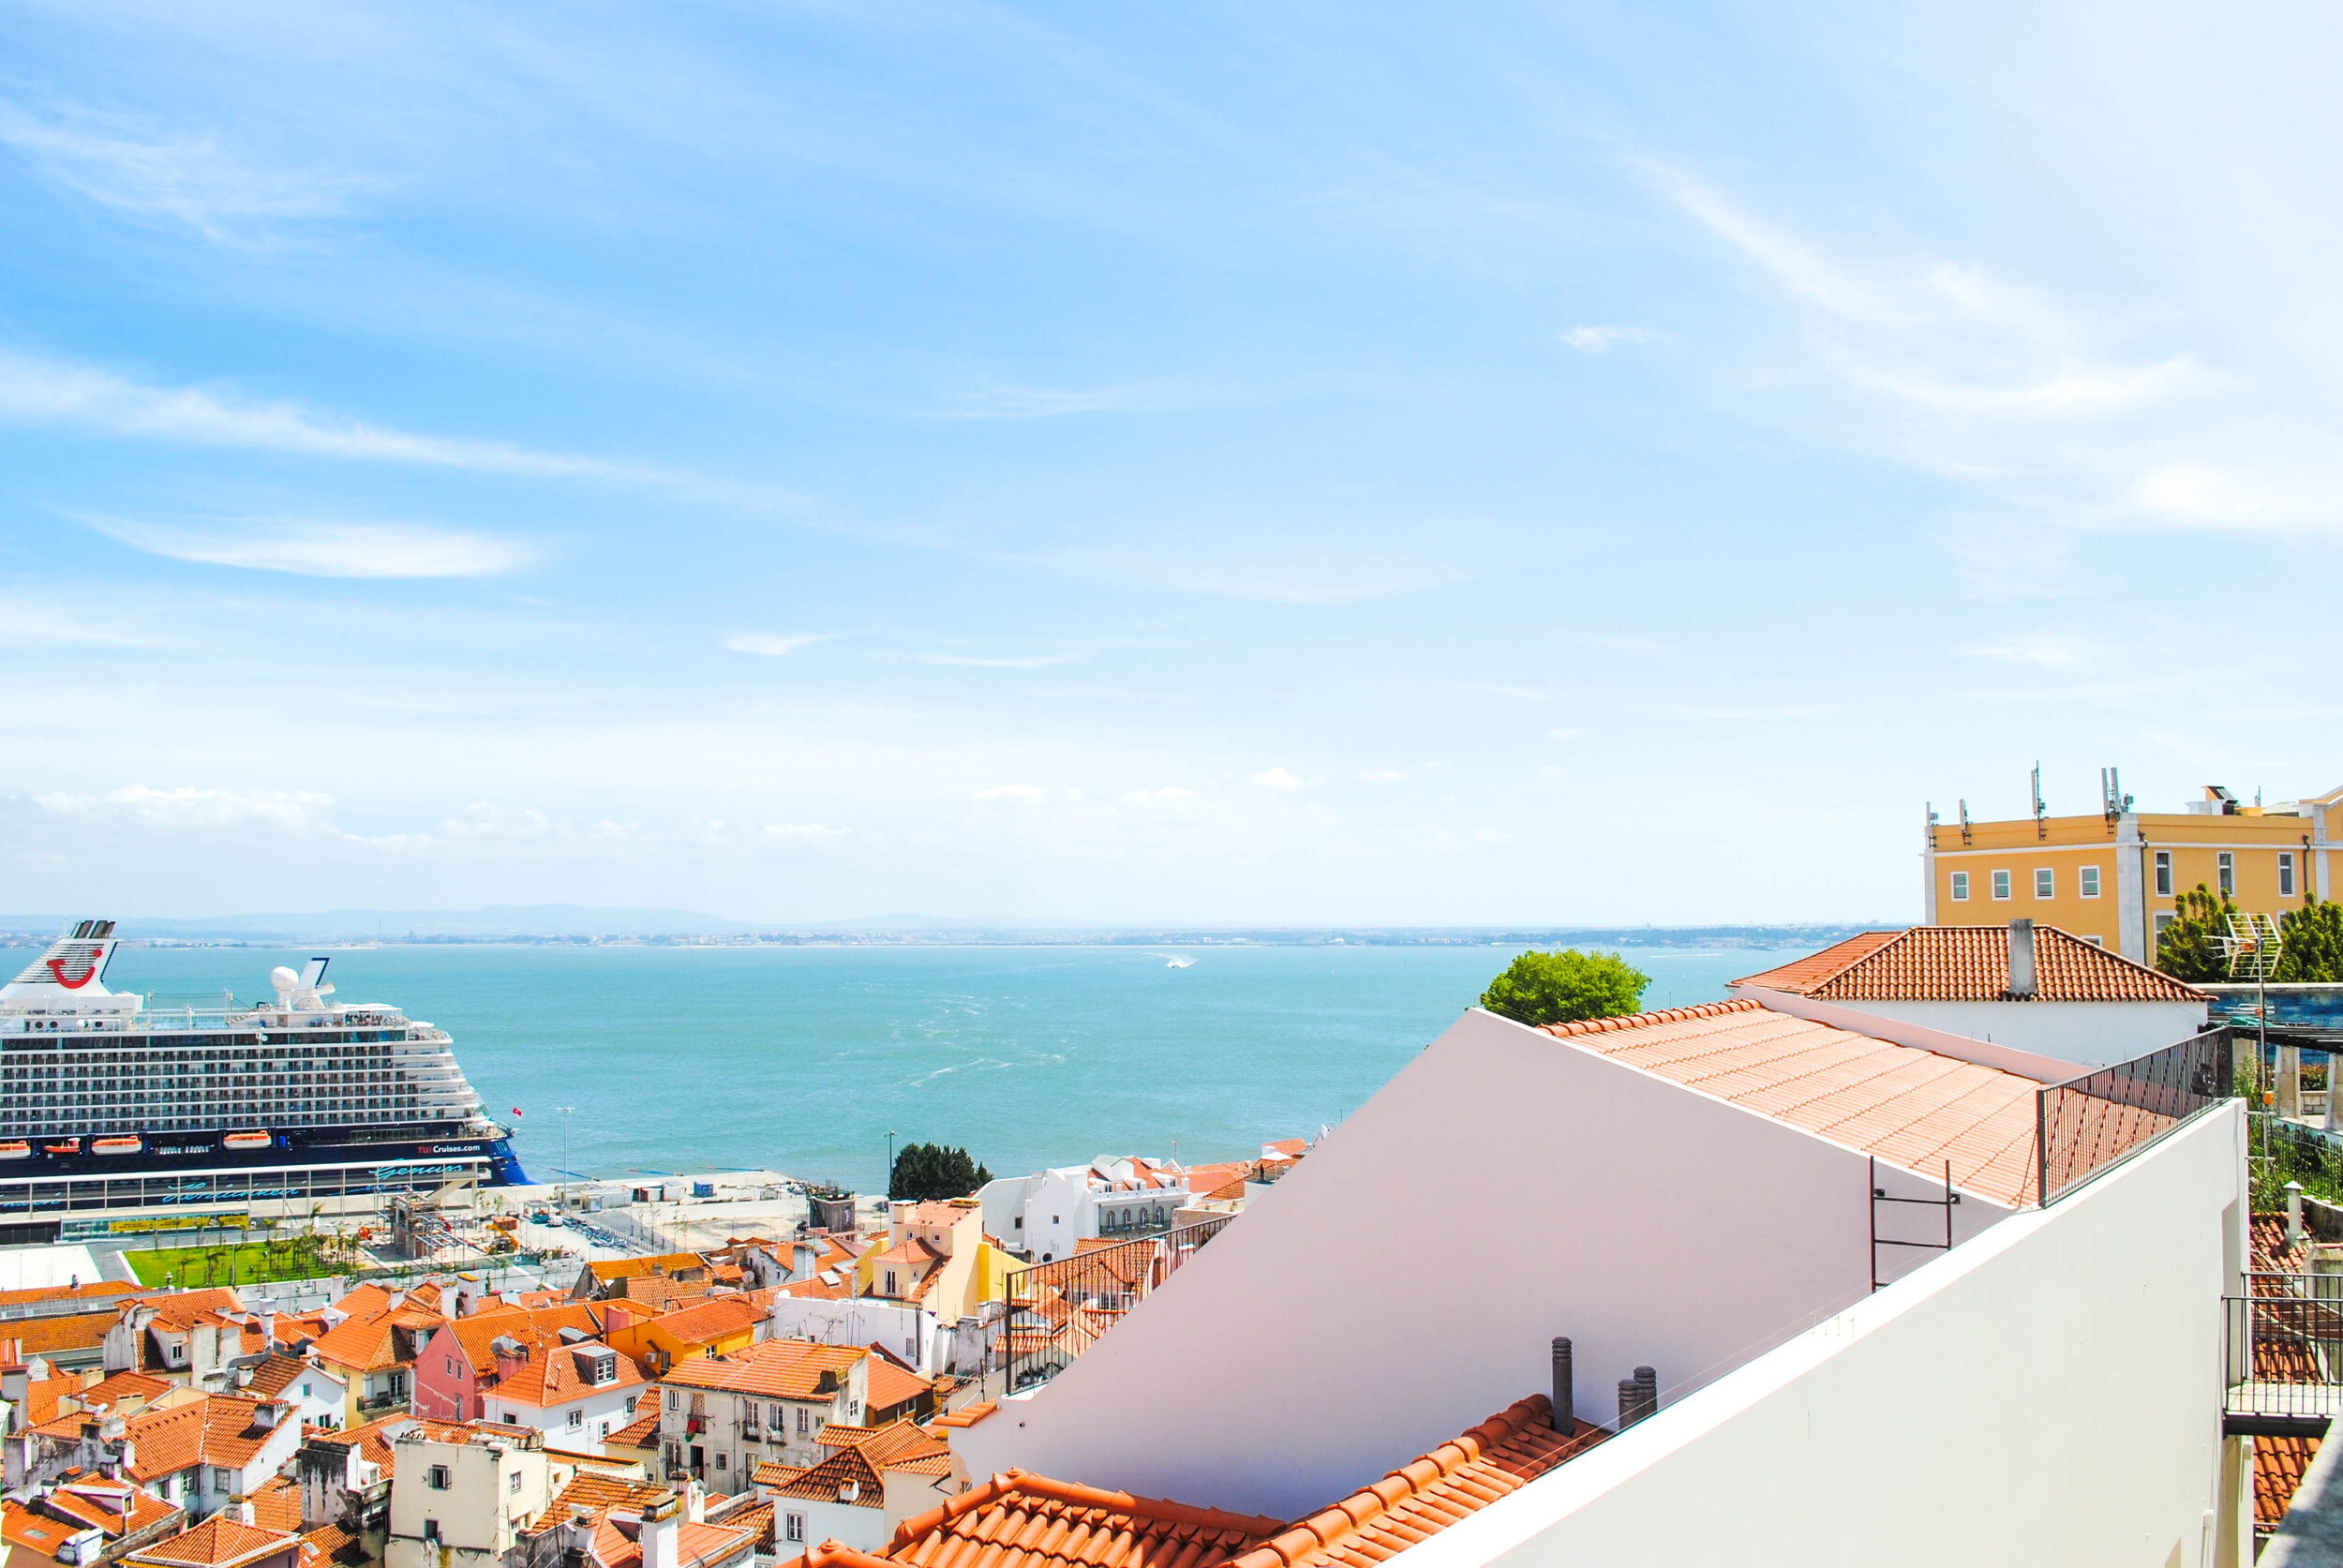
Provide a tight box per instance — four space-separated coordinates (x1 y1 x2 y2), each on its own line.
945 997 2249 1564
1732 919 2211 1069
474 1337 649 1451
977 1157 1190 1263
384 1420 559 1568
653 1339 871 1496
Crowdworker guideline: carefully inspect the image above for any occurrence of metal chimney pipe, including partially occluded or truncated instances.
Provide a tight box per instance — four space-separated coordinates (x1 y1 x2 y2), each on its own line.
2007 919 2037 999
1550 1337 1575 1436
1617 1378 1639 1428
1634 1365 1658 1423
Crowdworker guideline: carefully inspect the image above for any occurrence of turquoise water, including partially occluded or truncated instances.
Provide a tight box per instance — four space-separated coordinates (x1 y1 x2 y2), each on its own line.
100 945 1812 1191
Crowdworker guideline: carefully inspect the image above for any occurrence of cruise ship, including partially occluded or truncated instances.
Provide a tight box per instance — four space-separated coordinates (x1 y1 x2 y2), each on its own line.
0 921 524 1241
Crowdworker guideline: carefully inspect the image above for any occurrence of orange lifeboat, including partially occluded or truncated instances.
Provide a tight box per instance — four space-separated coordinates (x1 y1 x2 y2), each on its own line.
42 1139 80 1156
0 1142 30 1160
91 1136 142 1156
222 1131 271 1151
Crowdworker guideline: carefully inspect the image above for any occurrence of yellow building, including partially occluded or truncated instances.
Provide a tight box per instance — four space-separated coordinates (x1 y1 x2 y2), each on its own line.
1923 779 2343 963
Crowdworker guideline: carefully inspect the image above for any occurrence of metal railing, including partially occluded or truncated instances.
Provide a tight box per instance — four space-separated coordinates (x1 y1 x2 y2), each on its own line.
2037 1027 2233 1205
2225 1273 2343 1433
1001 1212 1234 1392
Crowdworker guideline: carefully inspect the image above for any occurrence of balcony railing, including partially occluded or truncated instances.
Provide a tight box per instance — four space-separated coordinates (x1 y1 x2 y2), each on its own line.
2037 1027 2234 1205
2225 1273 2343 1435
1002 1213 1234 1393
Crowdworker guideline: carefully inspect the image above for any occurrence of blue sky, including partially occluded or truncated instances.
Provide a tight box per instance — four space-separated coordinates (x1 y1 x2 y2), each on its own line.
2 3 2338 927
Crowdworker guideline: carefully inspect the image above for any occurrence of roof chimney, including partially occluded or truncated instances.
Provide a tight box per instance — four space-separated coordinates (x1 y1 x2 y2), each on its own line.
1549 1337 1575 1437
640 1492 683 1568
2007 919 2037 999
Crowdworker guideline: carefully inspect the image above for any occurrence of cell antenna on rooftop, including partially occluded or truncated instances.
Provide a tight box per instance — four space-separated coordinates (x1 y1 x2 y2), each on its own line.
2031 764 2047 841
2100 767 2132 829
1958 799 1972 846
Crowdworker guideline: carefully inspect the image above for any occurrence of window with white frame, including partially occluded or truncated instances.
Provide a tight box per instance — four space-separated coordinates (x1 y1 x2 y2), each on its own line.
2219 852 2235 896
796 1407 808 1434
1992 870 2012 901
1949 872 1969 902
2034 868 2054 899
2156 851 2172 897
426 1466 451 1491
715 1453 727 1471
2080 866 2101 899
786 1515 806 1545
568 1408 584 1430
509 1471 523 1495
2281 853 2297 897
769 1404 784 1429
2155 911 2178 938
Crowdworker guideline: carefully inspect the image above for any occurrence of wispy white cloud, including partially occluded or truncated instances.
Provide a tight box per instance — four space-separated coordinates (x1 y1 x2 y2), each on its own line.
0 350 806 514
2128 465 2343 531
0 99 367 246
1966 634 2094 672
725 632 828 657
83 515 535 578
1358 768 1408 784
1251 767 1306 792
36 784 338 834
1848 356 2208 419
1560 324 1658 354
1579 632 1673 653
921 650 1086 669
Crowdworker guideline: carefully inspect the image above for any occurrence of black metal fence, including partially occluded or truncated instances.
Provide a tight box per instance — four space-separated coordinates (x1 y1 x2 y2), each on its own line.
1001 1212 1234 1392
2037 1027 2233 1204
2225 1274 2343 1433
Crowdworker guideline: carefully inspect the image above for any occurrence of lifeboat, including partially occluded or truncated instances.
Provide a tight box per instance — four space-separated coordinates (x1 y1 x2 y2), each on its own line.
0 1142 30 1160
42 1139 80 1156
91 1136 142 1156
222 1131 271 1152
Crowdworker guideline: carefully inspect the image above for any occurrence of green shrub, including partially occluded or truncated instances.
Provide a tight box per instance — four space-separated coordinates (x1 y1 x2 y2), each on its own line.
1481 948 1650 1026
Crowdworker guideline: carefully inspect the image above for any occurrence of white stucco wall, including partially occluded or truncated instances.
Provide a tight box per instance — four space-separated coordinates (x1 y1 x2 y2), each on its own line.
767 1296 939 1374
1781 995 2207 1070
956 1008 2012 1517
1389 1100 2249 1568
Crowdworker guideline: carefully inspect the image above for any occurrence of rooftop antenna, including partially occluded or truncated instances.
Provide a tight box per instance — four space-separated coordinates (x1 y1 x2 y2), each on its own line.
1958 799 1972 846
2221 913 2285 1156
2100 767 2132 831
2031 763 2047 841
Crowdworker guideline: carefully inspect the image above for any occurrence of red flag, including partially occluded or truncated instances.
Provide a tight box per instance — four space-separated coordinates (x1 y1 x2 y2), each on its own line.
512 1107 524 1118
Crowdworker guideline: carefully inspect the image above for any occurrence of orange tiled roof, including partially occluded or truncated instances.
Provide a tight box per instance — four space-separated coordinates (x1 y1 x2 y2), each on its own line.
241 1480 303 1535
1734 926 2207 1004
606 1405 664 1450
297 1525 354 1568
866 1358 932 1415
39 1478 180 1540
1226 1396 1601 1568
714 1502 775 1555
13 1310 119 1359
629 1295 765 1351
2258 1435 2321 1535
930 1402 995 1430
123 1396 293 1483
486 1339 646 1410
306 1411 409 1478
1537 1000 2045 1206
540 1472 670 1526
661 1339 863 1398
127 1516 298 1568
587 1254 708 1285
0 1281 139 1312
2 1500 82 1560
846 1471 1284 1568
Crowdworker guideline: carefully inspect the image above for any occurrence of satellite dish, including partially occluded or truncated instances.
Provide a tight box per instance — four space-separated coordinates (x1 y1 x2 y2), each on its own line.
269 966 299 993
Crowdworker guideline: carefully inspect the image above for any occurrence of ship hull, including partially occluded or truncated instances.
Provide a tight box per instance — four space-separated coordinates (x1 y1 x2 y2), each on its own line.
7 1127 529 1186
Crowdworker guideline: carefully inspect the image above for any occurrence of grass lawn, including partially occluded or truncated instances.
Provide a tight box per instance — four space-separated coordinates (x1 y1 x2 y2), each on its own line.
124 1238 353 1289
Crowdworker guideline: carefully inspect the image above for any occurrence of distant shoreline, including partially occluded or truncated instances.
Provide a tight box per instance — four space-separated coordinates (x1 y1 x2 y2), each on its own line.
0 922 1880 950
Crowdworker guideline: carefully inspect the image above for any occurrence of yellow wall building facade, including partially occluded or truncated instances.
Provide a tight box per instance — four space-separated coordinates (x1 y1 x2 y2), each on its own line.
1924 784 2343 963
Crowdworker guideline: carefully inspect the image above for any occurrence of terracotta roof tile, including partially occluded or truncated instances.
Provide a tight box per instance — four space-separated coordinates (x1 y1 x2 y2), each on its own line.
40 1478 179 1539
127 1516 297 1568
865 1358 932 1416
1537 1000 2047 1206
1226 1396 1600 1568
2259 1435 2321 1535
11 1311 118 1360
484 1340 645 1411
851 1470 1285 1568
1735 925 2207 1004
2 1501 82 1560
606 1405 664 1450
628 1295 766 1350
660 1339 863 1399
122 1396 293 1484
243 1480 303 1535
930 1402 995 1430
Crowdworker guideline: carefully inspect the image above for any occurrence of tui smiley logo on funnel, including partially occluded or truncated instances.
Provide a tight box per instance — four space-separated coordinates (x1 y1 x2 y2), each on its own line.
46 948 101 989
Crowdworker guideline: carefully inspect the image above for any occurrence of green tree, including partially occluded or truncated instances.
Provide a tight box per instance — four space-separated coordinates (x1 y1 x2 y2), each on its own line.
889 1142 994 1202
2280 895 2343 983
1480 948 1650 1027
2156 883 2241 982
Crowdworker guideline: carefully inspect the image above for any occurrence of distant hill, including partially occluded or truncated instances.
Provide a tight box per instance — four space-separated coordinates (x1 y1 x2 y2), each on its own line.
0 909 1883 948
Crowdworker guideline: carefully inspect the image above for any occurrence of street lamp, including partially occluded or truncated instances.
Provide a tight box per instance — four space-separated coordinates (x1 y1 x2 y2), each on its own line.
887 1130 896 1198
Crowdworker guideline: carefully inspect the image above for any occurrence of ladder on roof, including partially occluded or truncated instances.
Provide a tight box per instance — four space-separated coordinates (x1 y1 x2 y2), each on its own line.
1869 1157 1959 1292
